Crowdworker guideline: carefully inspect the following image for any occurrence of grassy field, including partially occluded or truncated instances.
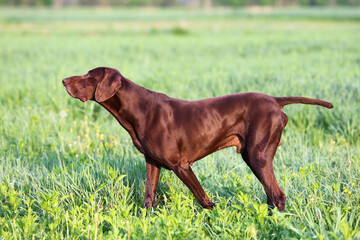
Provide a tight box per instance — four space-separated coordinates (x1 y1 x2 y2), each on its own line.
0 7 360 239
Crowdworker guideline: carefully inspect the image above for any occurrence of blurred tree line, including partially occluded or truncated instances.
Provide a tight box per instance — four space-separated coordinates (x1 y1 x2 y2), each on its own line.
1 0 359 7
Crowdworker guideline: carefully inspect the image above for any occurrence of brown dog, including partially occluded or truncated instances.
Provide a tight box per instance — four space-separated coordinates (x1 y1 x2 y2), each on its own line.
63 67 333 211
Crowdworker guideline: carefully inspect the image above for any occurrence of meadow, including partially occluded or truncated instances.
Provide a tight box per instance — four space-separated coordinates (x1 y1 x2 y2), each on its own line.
0 7 360 239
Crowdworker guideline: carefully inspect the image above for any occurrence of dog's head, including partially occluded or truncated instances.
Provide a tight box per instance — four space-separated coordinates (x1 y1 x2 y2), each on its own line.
62 67 122 102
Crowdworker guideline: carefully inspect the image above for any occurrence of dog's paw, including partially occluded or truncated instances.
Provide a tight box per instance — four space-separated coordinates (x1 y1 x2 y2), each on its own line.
203 201 216 210
276 201 286 212
142 199 154 209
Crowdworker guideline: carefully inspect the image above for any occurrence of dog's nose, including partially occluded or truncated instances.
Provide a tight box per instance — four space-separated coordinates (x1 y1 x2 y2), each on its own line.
62 78 68 85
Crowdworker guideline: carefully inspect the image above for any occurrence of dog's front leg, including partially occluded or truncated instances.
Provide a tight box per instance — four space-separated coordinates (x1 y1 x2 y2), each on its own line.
173 158 215 209
142 156 161 208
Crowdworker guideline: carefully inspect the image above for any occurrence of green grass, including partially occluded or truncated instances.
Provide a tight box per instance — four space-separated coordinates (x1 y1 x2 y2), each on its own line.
0 7 360 239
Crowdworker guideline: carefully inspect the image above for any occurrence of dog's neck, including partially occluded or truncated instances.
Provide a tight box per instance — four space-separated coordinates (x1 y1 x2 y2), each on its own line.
97 78 164 153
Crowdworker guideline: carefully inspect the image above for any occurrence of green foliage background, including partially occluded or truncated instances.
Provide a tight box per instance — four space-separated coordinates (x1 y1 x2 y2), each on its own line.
0 7 360 239
1 0 360 7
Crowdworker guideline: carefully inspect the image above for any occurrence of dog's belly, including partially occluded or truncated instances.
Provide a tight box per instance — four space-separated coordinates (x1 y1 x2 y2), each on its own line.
139 132 243 169
188 134 243 164
216 135 242 153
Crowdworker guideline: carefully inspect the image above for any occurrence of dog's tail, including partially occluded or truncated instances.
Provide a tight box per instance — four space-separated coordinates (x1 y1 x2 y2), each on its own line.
274 97 333 109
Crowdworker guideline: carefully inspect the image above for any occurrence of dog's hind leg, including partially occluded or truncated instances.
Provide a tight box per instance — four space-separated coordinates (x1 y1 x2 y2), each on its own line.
242 116 286 211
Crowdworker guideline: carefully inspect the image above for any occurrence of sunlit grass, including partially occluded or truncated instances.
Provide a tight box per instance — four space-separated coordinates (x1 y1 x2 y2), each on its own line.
0 7 359 239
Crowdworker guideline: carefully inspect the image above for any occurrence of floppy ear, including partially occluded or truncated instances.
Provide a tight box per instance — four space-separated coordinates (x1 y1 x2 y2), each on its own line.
95 69 122 102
